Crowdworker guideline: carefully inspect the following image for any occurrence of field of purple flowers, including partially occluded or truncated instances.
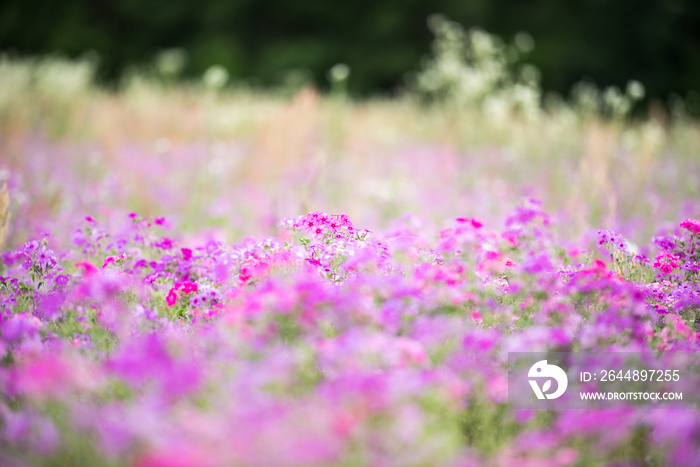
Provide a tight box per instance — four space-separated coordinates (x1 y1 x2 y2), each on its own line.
1 52 700 466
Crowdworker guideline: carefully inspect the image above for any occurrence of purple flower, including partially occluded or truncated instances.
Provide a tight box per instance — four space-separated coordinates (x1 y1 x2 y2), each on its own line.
54 274 70 286
681 260 700 272
652 235 676 252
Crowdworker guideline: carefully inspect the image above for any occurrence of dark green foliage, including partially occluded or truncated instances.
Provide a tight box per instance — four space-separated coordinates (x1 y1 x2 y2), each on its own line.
1 0 699 101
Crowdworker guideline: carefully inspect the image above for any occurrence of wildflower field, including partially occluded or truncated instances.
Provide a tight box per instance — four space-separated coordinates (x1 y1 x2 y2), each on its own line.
1 22 700 467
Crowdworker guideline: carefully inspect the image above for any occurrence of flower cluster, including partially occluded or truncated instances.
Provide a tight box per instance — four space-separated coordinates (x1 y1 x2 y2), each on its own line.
0 208 698 466
285 212 361 241
653 252 681 275
649 219 700 278
596 229 629 252
680 219 700 234
165 281 198 306
281 211 386 281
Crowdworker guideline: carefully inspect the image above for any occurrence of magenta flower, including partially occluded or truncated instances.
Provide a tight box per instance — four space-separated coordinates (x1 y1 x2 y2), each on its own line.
166 289 178 307
75 261 99 276
680 219 700 234
181 248 193 261
154 238 173 249
179 281 198 294
653 253 680 274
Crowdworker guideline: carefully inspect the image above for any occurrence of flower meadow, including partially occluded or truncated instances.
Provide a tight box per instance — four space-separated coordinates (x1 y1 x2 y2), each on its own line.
0 201 699 466
1 51 700 466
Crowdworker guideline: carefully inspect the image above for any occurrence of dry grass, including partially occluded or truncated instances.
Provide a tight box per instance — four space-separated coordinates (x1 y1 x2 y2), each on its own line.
0 71 698 246
0 182 10 251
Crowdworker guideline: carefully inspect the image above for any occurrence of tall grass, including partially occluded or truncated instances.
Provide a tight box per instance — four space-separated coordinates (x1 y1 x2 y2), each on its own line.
0 22 698 248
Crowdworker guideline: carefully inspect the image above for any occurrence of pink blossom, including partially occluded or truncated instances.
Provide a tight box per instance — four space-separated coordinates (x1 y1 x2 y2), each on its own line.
75 261 99 276
680 219 700 233
653 253 680 274
166 289 178 307
181 248 192 260
179 281 198 294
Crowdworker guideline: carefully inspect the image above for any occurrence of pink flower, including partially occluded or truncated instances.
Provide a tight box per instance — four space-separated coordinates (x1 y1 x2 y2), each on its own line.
154 238 173 250
16 354 72 399
102 253 129 269
166 281 198 306
484 250 500 260
239 268 252 283
653 253 680 274
502 231 519 247
180 282 198 294
455 217 482 228
75 262 99 276
680 219 700 234
166 289 178 307
181 248 192 261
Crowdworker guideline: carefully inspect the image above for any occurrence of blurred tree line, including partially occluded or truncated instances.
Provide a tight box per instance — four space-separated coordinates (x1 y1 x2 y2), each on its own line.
1 0 699 102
